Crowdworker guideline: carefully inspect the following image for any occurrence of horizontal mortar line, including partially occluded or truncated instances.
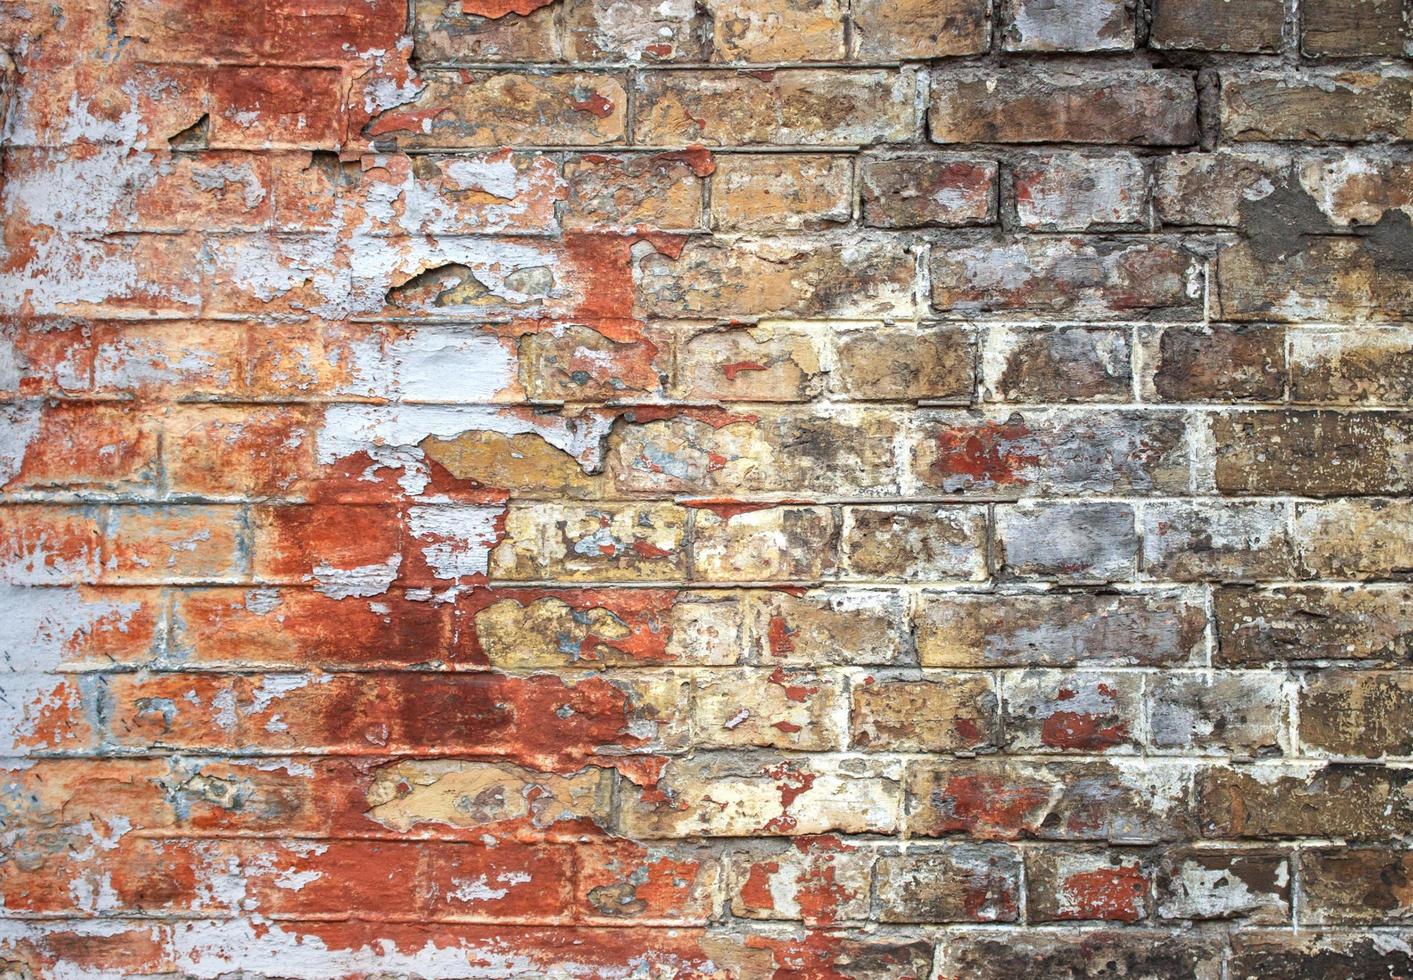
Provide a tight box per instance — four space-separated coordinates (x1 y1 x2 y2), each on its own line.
20 665 1381 678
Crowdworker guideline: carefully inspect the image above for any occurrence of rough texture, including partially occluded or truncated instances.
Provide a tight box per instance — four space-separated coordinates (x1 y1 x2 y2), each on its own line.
0 0 1411 975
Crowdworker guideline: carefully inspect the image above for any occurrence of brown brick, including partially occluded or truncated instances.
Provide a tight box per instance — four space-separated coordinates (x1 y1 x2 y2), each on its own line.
1001 669 1143 754
1155 848 1291 923
1218 236 1413 322
693 668 845 751
1290 327 1413 405
929 69 1199 145
832 324 975 402
751 588 910 666
981 326 1132 402
930 238 1201 319
1212 411 1413 496
839 504 988 581
412 0 562 62
850 673 999 752
1140 324 1286 402
366 71 627 148
917 591 1206 668
1231 932 1413 980
634 69 917 146
1150 0 1285 52
705 0 846 62
562 152 705 231
637 234 916 319
1302 0 1408 56
1295 498 1413 579
1026 846 1154 922
913 409 1192 497
851 0 990 58
692 506 836 582
674 323 825 402
1197 763 1413 840
996 501 1137 583
937 930 1223 980
1148 671 1287 756
1221 71 1413 143
710 155 852 232
874 845 1021 923
1295 149 1413 229
518 322 672 403
1140 500 1296 583
727 836 873 923
1299 671 1413 757
905 759 1193 841
106 505 247 584
1153 151 1283 228
861 155 997 229
1012 152 1148 231
561 0 712 63
1000 0 1133 51
490 502 688 582
1301 848 1413 924
1217 585 1413 666
619 753 902 837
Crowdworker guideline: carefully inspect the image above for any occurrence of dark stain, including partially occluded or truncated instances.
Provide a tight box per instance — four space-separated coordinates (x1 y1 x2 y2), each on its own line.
1364 209 1413 275
1238 177 1333 264
167 113 209 151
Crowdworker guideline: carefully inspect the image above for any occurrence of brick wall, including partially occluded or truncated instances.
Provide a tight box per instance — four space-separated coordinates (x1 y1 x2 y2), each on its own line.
1 0 1411 975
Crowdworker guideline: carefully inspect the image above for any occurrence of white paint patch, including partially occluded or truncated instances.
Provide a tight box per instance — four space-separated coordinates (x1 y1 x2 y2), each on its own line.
312 555 402 599
407 505 502 579
387 326 516 403
0 402 42 487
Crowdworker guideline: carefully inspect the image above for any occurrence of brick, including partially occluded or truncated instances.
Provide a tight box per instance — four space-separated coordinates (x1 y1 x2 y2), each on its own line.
208 67 345 150
981 326 1132 403
851 673 999 753
1301 848 1413 924
705 0 845 62
1196 764 1413 840
1148 671 1287 756
860 155 997 228
1290 327 1413 405
1212 411 1413 496
518 322 672 403
691 506 837 582
905 760 1192 842
1026 846 1153 922
1153 151 1283 227
1216 585 1413 666
912 410 1192 497
412 0 562 62
0 583 163 669
1221 71 1413 143
1299 671 1413 758
366 72 628 148
634 69 917 146
674 323 827 402
874 844 1021 923
1150 0 1285 51
250 504 402 593
577 840 720 923
426 841 576 920
1302 0 1408 56
996 501 1137 583
162 405 319 499
561 0 712 62
105 505 247 584
1155 848 1291 922
1001 669 1143 754
937 930 1223 980
89 321 246 399
839 504 987 581
1140 324 1286 402
609 408 901 496
1218 236 1413 322
832 324 974 402
1 402 159 496
727 836 873 924
352 152 566 237
1140 500 1295 583
1012 152 1147 231
751 588 910 666
1000 0 1133 51
490 503 687 582
693 668 845 750
1295 498 1413 578
1231 931 1413 979
562 152 704 231
916 590 1206 667
710 155 851 232
930 238 1201 319
929 69 1199 145
618 753 902 837
637 234 916 319
851 0 988 57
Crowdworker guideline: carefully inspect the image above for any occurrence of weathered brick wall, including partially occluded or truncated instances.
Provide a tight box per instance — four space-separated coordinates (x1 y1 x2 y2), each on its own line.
1 0 1411 974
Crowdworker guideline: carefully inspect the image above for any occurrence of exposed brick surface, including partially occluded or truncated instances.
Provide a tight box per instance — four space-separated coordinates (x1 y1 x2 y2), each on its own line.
1 0 1411 974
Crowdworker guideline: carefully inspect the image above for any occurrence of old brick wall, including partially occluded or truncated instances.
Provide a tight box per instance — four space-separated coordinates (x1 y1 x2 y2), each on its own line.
1 0 1412 975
